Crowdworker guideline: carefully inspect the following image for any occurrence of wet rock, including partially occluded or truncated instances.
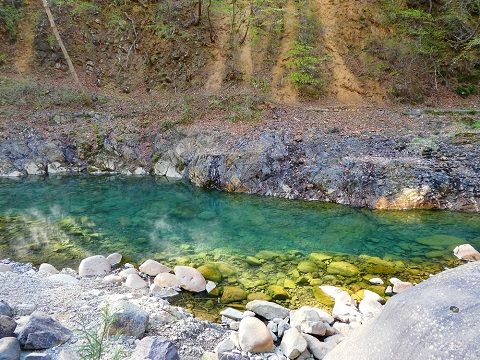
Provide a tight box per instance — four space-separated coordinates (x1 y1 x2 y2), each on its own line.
312 287 335 306
327 262 359 277
247 293 272 302
125 274 148 289
130 336 179 360
38 263 58 275
238 317 274 353
139 260 171 276
308 252 333 263
109 300 148 339
221 287 247 303
245 256 263 266
154 273 181 289
174 266 206 292
0 315 16 338
0 337 20 360
106 253 122 266
246 300 289 320
368 277 384 285
453 244 480 261
0 301 13 318
297 261 317 273
78 255 111 277
17 313 72 350
268 285 289 300
280 328 307 359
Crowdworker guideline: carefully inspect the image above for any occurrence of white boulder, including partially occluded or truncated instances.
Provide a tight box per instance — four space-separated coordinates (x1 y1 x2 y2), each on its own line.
453 244 480 261
78 255 111 277
238 317 274 353
280 328 307 359
139 259 171 276
125 274 148 289
174 266 206 292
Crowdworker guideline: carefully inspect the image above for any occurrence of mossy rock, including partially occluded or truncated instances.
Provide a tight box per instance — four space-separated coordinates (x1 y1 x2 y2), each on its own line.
308 252 333 263
297 260 318 273
221 286 247 303
247 292 272 302
245 256 263 266
268 285 290 300
284 279 296 289
415 235 464 248
255 250 283 260
368 264 396 275
216 262 237 277
366 285 386 296
309 278 322 286
327 261 360 277
296 276 310 285
322 275 337 282
197 264 222 283
208 287 222 297
175 256 191 265
312 287 334 306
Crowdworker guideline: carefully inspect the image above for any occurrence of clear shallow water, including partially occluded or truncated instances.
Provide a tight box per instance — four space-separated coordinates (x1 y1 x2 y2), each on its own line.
0 175 479 267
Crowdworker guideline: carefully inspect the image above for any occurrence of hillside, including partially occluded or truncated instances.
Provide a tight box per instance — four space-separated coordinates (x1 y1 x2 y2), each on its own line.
1 0 479 106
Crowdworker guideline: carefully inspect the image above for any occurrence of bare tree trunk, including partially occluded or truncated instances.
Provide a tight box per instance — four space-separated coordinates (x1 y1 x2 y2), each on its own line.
40 0 84 92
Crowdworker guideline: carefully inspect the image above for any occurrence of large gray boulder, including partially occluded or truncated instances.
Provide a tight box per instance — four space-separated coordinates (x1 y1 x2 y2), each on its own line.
17 313 72 350
0 337 20 360
325 262 480 360
0 315 16 338
0 301 13 318
109 301 149 339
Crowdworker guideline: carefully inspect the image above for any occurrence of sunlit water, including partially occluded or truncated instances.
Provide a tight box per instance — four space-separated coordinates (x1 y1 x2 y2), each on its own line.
1 175 479 266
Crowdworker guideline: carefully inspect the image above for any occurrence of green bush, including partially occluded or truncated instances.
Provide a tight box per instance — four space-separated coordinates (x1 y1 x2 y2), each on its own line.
455 84 478 97
0 2 22 42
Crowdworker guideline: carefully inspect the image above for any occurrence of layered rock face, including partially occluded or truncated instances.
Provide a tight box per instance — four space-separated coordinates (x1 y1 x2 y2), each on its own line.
324 262 480 360
1 127 479 211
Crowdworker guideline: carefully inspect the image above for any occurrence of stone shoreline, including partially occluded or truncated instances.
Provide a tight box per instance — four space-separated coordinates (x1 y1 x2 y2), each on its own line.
1 125 479 212
1 243 478 359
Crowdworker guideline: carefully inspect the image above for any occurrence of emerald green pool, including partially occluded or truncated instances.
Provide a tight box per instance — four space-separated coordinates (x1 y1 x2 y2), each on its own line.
1 175 479 267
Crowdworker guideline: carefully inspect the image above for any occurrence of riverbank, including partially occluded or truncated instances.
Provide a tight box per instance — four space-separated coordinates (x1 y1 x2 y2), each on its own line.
0 244 479 359
1 104 479 212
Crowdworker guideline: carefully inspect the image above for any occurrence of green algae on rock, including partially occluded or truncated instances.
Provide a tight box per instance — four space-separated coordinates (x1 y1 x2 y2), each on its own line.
197 264 222 283
327 261 360 277
221 286 247 303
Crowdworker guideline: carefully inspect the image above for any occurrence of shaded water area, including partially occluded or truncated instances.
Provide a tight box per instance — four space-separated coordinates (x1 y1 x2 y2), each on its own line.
1 176 480 319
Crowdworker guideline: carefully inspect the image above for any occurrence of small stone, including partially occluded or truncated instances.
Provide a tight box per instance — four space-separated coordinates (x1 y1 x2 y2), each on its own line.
48 274 79 285
0 301 13 317
214 337 236 354
247 293 272 302
174 266 206 292
206 281 217 293
332 302 362 323
280 328 307 359
106 253 122 266
15 304 36 316
78 255 111 277
0 337 20 360
0 264 13 273
130 336 179 360
453 244 480 261
246 300 289 320
245 256 263 266
125 274 148 289
139 259 171 276
0 315 17 338
385 286 393 295
238 317 274 353
149 284 179 298
369 277 384 285
17 312 72 350
154 273 181 289
24 353 51 360
290 306 334 335
392 281 413 294
220 308 244 321
38 263 59 275
109 301 149 339
303 333 335 359
119 268 138 279
102 274 123 284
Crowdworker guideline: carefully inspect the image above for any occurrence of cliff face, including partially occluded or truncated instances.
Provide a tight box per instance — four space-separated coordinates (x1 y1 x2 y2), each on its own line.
1 0 478 104
1 117 479 212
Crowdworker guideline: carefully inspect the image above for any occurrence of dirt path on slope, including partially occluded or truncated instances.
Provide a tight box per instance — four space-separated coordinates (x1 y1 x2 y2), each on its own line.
271 0 298 103
14 0 37 75
205 13 230 91
317 0 364 104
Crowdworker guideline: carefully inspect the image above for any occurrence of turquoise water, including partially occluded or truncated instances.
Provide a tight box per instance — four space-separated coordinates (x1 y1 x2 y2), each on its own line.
0 175 479 267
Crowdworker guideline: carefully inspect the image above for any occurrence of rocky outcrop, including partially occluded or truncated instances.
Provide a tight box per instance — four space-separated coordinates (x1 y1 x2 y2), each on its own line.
324 262 480 360
1 126 479 211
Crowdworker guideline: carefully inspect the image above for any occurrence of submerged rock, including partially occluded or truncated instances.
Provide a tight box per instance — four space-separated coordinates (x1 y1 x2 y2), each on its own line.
327 262 360 277
197 264 222 283
221 286 247 303
268 285 289 300
238 317 274 353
